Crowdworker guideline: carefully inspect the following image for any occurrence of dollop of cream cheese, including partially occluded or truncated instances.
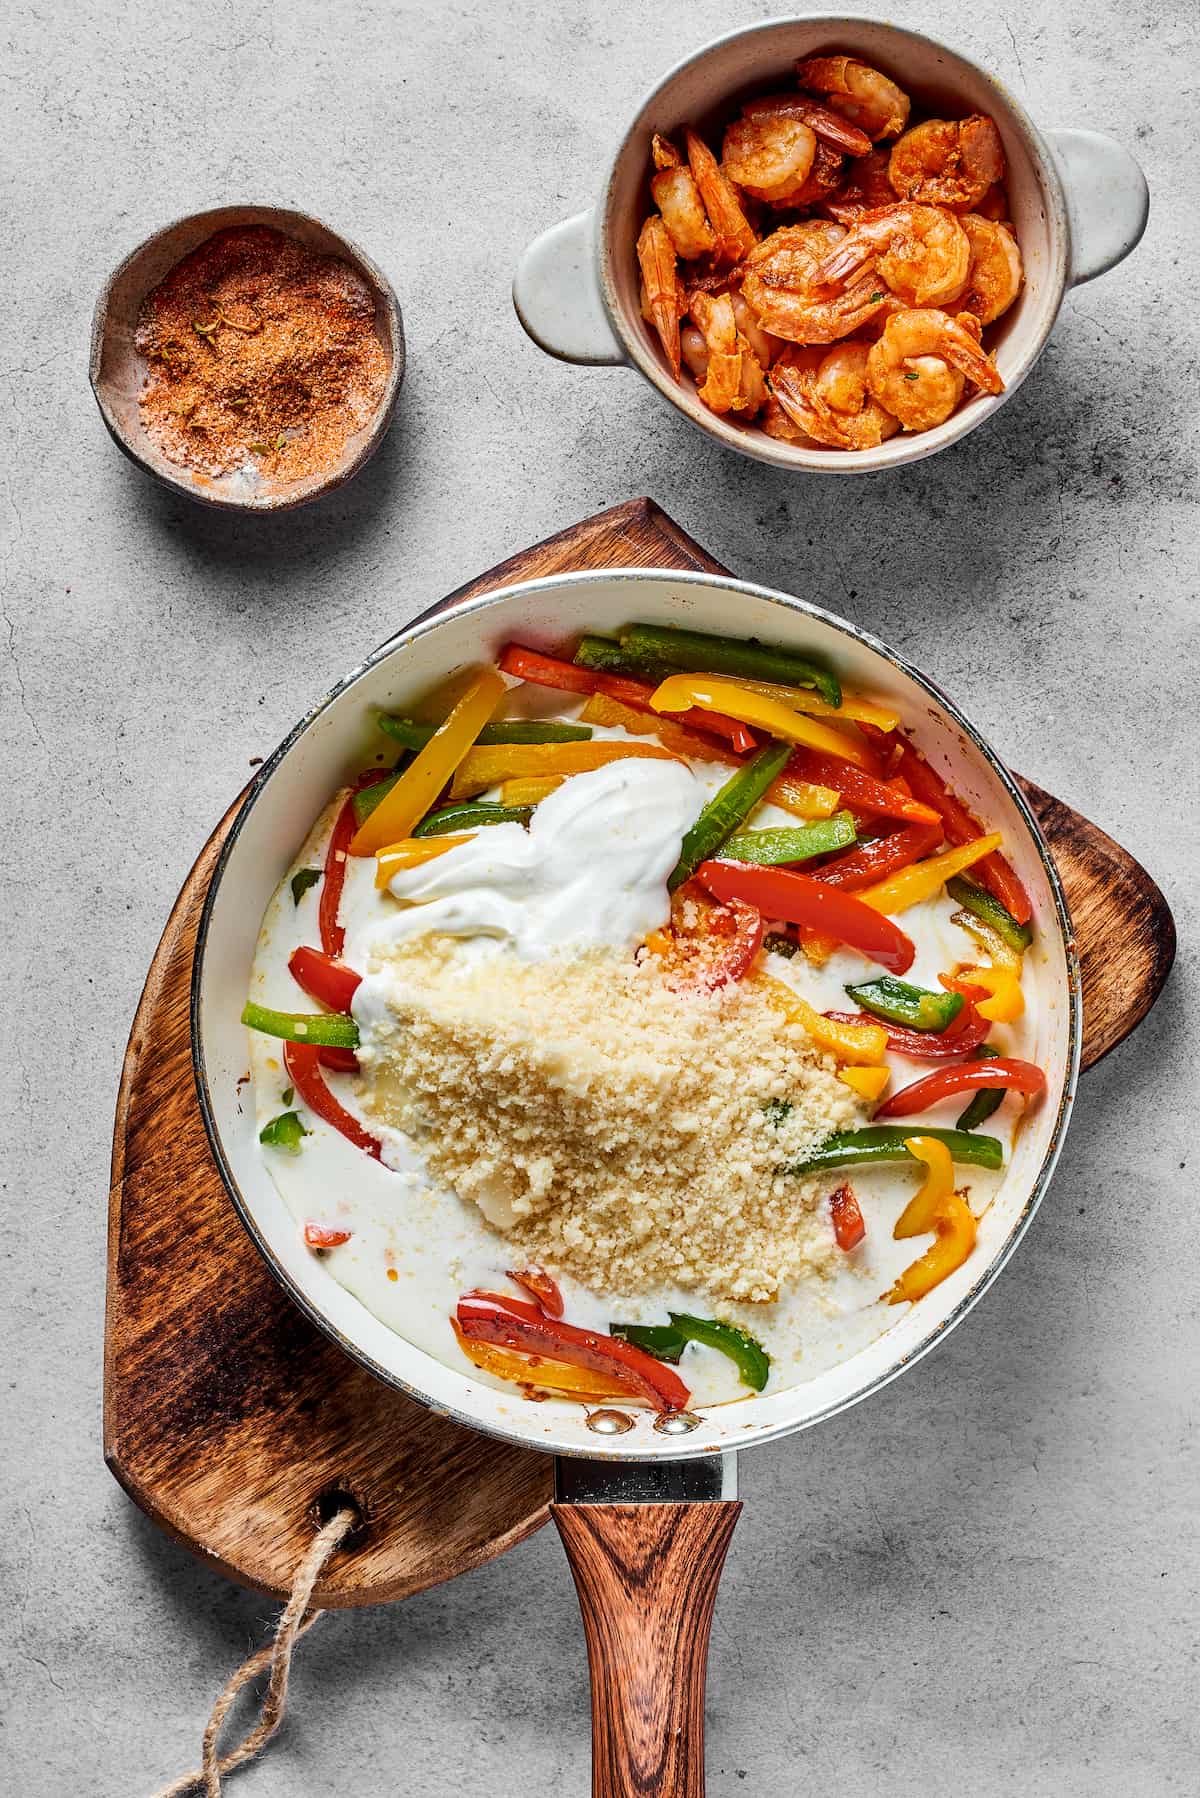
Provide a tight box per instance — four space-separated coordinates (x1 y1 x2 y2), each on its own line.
360 757 703 963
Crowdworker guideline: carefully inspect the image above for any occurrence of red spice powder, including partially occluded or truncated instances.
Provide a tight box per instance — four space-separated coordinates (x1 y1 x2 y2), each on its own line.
135 225 390 486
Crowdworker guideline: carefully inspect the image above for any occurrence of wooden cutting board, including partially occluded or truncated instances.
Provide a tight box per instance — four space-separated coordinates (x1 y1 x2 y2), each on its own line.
105 497 1176 1608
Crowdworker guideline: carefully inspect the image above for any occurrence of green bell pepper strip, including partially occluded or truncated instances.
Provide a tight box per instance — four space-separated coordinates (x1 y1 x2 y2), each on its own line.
787 1125 1003 1174
844 975 965 1033
722 812 856 866
610 1323 687 1364
619 622 841 707
413 801 535 837
258 1110 309 1152
946 876 1033 952
957 1046 1005 1131
573 633 676 684
241 1002 360 1049
669 741 792 892
378 715 592 751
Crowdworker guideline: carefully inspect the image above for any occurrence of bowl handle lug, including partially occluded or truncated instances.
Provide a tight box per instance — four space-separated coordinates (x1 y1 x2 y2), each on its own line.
513 209 626 365
1047 127 1149 287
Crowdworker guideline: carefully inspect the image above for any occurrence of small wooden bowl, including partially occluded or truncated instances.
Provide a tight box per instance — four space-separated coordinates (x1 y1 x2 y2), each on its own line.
89 204 405 513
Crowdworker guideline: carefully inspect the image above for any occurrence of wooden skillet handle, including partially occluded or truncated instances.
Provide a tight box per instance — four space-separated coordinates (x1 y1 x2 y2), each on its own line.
552 1501 741 1798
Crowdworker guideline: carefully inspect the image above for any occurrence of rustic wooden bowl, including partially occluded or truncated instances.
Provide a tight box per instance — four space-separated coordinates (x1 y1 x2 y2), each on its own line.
89 203 405 513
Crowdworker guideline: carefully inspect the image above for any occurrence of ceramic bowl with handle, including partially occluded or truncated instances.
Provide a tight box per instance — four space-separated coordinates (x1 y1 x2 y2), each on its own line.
513 14 1148 472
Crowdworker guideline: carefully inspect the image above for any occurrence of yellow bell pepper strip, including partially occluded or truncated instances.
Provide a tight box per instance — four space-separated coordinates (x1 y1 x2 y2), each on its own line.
838 1065 890 1102
757 974 888 1065
886 1135 978 1304
947 964 1025 1023
720 676 900 733
857 834 1003 915
618 621 841 706
450 739 680 800
579 691 737 764
950 908 1024 974
764 774 842 819
651 674 874 769
499 775 562 806
349 668 506 857
451 1320 628 1399
374 834 471 888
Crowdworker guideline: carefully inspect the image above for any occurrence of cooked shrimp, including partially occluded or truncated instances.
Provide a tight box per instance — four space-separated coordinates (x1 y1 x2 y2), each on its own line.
822 147 895 222
795 56 910 141
722 112 816 202
637 215 682 377
650 134 716 260
742 93 872 158
888 116 1005 210
688 290 764 416
770 341 900 450
742 223 889 345
762 393 806 443
959 215 1022 324
866 308 1003 431
731 290 783 368
684 126 757 261
816 203 970 307
785 141 845 210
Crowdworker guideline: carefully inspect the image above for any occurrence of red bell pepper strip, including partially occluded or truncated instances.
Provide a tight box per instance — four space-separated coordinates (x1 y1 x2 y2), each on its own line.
508 1266 565 1317
497 643 757 754
457 1292 691 1411
889 743 1032 924
320 771 386 957
289 945 362 1013
284 1041 381 1160
318 1046 361 1074
304 1221 353 1248
824 1000 989 1059
809 820 943 892
829 1184 866 1250
649 881 764 989
875 1058 1046 1118
696 860 915 975
788 749 942 827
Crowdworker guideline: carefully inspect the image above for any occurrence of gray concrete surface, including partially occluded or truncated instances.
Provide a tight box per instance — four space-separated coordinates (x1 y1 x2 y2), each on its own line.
3 1 1197 1792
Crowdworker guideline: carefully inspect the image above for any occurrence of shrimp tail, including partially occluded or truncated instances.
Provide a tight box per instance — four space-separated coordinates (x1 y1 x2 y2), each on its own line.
942 313 1005 394
637 216 682 378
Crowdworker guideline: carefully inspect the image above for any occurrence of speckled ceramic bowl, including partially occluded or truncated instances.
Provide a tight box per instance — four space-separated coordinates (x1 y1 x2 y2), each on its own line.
89 204 404 513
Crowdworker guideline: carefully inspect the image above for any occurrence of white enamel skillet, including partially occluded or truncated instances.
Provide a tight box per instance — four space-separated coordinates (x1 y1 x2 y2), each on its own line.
193 570 1080 1795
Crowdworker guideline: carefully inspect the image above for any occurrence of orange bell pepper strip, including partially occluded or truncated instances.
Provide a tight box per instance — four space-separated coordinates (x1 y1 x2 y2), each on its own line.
374 834 472 888
349 668 506 857
579 691 736 764
450 739 680 800
886 1135 978 1304
457 1292 691 1410
650 674 875 769
499 776 563 806
451 1320 627 1398
857 835 1003 915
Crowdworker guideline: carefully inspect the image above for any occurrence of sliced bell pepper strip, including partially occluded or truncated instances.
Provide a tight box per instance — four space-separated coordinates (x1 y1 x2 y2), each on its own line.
669 742 791 891
837 1064 890 1103
304 1220 352 1248
450 739 680 801
288 945 362 1014
259 1110 308 1152
350 668 506 857
667 1313 771 1391
456 1292 690 1411
764 773 843 819
809 820 943 891
352 768 404 828
618 622 841 707
499 775 562 806
579 691 738 764
876 1058 1045 1118
788 749 942 825
378 714 592 750
651 674 873 768
957 1047 1004 1131
414 800 534 837
508 1266 565 1317
950 908 1024 974
647 881 764 989
573 632 677 684
887 1136 978 1304
785 1125 1003 1174
698 860 916 975
317 1045 361 1074
946 875 1033 952
757 974 888 1064
374 834 471 887
845 975 963 1033
889 743 1032 924
241 1001 359 1048
824 1002 989 1060
941 967 1024 1023
284 1041 381 1160
829 1183 866 1250
322 769 387 955
499 643 756 752
719 676 899 733
857 835 1003 915
610 1322 687 1363
451 1319 627 1398
721 813 856 866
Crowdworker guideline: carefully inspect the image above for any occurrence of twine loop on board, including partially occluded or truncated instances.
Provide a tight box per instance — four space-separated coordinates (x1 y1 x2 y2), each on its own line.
152 1505 358 1798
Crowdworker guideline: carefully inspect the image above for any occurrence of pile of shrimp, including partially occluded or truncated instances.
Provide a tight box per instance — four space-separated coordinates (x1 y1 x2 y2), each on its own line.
637 54 1023 449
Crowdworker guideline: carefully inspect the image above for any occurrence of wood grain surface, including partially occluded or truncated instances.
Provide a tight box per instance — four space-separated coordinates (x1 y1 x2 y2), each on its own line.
105 496 1175 1607
553 1502 742 1798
